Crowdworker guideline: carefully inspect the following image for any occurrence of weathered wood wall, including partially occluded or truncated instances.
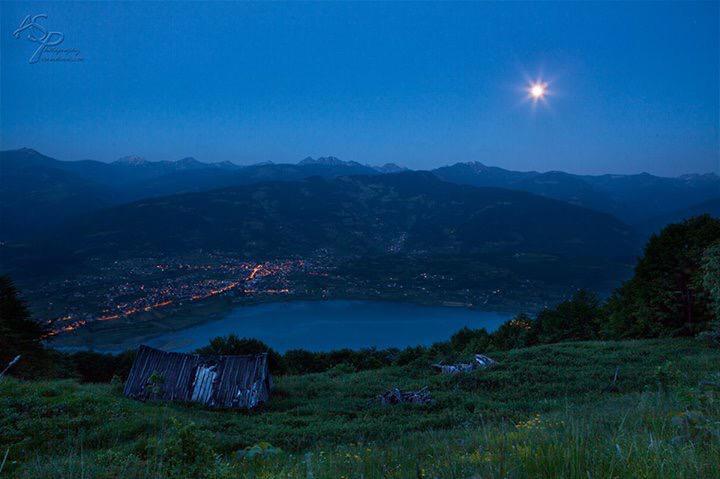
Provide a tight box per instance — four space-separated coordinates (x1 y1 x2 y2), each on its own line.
123 345 271 409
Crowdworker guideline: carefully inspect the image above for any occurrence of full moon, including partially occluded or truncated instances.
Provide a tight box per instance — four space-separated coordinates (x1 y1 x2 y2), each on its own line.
529 82 547 101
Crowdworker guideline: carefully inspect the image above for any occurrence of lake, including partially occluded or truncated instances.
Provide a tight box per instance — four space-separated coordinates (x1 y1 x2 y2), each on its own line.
147 300 512 352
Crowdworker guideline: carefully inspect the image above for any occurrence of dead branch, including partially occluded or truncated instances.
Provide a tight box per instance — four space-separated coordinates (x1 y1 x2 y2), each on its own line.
0 448 8 474
0 355 21 379
605 366 620 392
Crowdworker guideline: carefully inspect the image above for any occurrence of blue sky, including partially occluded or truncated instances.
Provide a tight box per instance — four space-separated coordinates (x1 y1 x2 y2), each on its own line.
1 1 718 175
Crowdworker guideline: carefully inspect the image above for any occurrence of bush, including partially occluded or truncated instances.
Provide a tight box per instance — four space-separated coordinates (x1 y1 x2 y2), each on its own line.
535 290 603 343
149 419 217 479
195 335 286 374
68 350 136 383
491 313 537 350
283 349 328 374
283 347 395 375
702 242 720 321
449 327 491 353
395 346 427 366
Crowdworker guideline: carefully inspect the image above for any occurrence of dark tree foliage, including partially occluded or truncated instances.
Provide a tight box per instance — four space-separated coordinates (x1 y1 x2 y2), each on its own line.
703 242 720 321
394 345 427 366
490 313 538 350
0 275 50 377
427 327 494 361
605 215 720 338
283 347 395 375
450 327 492 351
699 241 720 346
68 350 137 383
195 335 286 374
535 290 603 343
283 349 327 374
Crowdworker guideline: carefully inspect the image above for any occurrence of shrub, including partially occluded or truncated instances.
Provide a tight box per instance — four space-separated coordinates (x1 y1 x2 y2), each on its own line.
93 449 143 479
150 419 217 479
395 346 427 366
449 327 491 353
535 290 603 343
68 350 136 383
283 349 329 374
491 313 537 350
196 335 285 374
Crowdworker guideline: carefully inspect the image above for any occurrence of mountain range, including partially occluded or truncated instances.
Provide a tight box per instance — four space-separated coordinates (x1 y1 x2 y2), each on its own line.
433 162 720 224
0 148 717 252
0 149 384 239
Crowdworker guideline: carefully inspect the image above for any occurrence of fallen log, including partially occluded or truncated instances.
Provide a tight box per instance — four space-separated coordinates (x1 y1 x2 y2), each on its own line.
432 354 498 374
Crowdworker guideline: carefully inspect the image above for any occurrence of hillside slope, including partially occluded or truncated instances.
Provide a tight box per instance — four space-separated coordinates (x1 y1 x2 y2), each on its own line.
0 149 114 240
433 162 720 224
1 339 718 478
0 149 384 240
24 172 637 263
639 197 720 236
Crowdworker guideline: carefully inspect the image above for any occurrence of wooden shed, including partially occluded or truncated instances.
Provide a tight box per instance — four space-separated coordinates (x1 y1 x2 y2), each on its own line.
123 345 272 409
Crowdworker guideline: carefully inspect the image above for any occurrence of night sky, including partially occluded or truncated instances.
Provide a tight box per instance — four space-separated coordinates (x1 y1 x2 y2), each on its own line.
1 1 718 175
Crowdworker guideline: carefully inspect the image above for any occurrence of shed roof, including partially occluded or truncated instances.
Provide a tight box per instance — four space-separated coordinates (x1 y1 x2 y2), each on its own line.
123 345 271 409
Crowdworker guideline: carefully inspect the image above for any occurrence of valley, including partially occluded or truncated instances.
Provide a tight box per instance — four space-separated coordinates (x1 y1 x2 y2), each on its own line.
2 4 718 478
37 250 630 350
0 148 716 348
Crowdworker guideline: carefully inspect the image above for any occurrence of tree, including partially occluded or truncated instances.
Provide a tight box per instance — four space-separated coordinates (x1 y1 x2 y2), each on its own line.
699 242 720 346
604 216 720 338
536 290 603 343
702 242 720 321
490 313 537 350
449 326 492 354
195 335 285 374
0 275 49 377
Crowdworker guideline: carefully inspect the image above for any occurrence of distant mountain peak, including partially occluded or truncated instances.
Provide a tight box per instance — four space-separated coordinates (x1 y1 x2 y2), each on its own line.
114 155 148 166
453 161 490 173
176 156 200 164
172 157 204 169
299 156 346 166
374 163 408 173
18 147 41 154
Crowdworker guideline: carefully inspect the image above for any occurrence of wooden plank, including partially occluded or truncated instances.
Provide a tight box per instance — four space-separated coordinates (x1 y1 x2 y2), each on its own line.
123 346 271 409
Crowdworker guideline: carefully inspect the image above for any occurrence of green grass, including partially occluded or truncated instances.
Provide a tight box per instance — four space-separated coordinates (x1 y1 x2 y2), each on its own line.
2 339 719 478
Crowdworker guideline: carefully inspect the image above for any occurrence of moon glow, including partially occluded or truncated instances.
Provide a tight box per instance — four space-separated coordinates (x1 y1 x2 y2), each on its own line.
528 82 548 101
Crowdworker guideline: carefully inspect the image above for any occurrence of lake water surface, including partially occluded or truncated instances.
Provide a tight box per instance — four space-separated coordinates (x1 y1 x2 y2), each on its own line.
148 300 512 352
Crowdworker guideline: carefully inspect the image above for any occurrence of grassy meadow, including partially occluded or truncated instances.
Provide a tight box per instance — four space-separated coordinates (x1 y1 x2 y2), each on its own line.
2 338 719 478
